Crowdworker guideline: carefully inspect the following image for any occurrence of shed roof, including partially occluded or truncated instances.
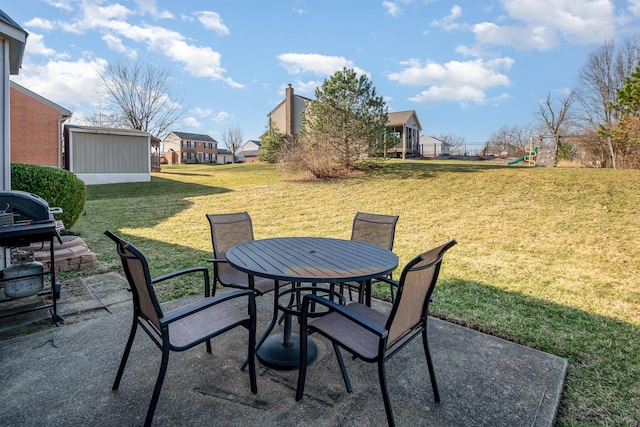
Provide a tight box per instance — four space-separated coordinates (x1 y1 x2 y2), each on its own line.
65 124 151 137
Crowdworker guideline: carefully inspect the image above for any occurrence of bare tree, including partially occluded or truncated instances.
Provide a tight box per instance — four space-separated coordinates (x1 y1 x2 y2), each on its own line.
486 124 536 155
221 125 243 164
574 38 640 167
436 132 466 153
98 61 184 138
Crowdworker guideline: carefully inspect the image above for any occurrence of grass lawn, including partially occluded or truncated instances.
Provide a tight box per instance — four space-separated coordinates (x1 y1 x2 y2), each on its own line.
71 160 639 426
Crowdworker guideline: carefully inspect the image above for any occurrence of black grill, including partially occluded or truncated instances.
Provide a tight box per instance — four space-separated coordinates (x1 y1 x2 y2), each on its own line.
0 190 62 247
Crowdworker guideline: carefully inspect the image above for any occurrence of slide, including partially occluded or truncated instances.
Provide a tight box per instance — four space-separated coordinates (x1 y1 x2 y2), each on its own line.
508 147 538 165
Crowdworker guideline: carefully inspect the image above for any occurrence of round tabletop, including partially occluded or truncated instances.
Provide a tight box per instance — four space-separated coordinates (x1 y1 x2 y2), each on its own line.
226 237 399 284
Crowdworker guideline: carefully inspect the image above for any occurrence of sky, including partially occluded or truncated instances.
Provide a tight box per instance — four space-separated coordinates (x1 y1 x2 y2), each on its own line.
3 0 640 146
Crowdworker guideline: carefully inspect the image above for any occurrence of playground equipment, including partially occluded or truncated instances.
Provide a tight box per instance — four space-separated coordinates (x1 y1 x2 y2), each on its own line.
508 135 540 166
508 146 538 165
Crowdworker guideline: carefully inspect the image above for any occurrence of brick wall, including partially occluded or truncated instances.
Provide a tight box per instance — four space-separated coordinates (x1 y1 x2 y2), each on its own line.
10 87 63 167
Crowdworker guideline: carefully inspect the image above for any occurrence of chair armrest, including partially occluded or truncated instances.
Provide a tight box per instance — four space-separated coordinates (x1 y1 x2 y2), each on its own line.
376 276 399 288
152 266 209 284
207 258 226 264
160 289 254 326
302 294 387 338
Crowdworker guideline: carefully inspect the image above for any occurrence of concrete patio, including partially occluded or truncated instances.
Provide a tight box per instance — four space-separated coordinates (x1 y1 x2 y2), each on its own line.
0 273 567 426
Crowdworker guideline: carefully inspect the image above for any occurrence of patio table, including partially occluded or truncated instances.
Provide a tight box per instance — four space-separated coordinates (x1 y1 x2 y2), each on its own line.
226 237 398 369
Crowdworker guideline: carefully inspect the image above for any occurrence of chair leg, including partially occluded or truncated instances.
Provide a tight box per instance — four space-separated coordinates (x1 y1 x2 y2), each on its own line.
378 361 395 427
112 317 138 390
144 344 170 427
247 299 258 394
296 322 308 401
333 343 352 393
206 339 212 354
422 327 440 402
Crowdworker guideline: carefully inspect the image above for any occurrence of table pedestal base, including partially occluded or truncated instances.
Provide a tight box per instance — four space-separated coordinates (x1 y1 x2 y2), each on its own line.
257 332 317 370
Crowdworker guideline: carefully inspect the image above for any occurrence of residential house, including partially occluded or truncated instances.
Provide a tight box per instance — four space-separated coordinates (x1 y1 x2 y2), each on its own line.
162 131 218 165
64 125 152 185
268 85 424 159
387 110 422 159
216 148 234 164
419 134 450 157
238 140 261 163
267 84 311 140
10 81 72 168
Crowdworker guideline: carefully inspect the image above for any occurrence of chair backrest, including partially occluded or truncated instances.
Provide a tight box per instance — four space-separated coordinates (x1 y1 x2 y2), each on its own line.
350 212 399 251
385 240 456 345
206 212 255 282
104 230 163 331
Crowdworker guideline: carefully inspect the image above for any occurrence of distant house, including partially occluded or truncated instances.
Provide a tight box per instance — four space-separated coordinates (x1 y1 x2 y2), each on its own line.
162 131 218 165
267 84 311 140
10 81 72 168
216 148 234 164
386 110 422 159
64 125 151 185
238 140 261 163
419 135 450 157
267 85 424 159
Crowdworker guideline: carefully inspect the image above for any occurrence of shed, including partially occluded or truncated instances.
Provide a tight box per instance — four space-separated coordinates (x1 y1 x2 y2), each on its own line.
64 125 151 185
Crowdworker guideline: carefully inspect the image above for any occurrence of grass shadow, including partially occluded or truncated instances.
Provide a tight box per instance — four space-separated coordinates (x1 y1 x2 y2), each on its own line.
86 175 231 201
373 159 508 180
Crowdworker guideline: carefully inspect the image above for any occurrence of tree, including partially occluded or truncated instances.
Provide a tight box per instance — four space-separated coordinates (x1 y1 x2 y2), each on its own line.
608 61 640 168
259 123 286 163
221 125 243 164
536 91 575 162
436 132 466 154
96 61 184 138
486 124 536 155
574 38 640 167
299 68 391 173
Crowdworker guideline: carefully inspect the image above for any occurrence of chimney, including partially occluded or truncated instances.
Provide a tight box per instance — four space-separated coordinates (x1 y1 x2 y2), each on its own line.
285 84 294 136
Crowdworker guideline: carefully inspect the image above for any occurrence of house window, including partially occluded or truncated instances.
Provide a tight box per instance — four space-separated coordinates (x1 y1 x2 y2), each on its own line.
182 140 187 148
182 152 187 159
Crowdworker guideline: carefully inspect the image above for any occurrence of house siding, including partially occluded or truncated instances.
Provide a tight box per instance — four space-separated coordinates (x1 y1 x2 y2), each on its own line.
10 83 70 167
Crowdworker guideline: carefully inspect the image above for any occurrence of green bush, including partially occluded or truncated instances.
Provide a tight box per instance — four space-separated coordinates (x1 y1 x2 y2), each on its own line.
11 163 86 229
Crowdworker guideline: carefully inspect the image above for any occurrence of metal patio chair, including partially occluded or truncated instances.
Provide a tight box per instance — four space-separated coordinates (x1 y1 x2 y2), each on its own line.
206 212 288 368
296 240 456 427
343 212 399 304
105 230 257 427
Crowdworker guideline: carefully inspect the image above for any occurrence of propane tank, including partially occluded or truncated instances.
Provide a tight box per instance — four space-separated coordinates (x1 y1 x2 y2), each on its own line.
3 252 44 298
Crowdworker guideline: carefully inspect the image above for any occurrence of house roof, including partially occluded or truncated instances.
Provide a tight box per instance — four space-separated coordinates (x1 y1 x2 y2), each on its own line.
241 150 261 157
169 131 217 143
387 110 422 130
0 9 28 75
217 148 232 155
11 80 72 117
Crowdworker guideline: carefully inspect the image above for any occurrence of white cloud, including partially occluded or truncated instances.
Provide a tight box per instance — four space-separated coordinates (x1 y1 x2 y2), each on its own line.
135 0 174 18
430 5 463 31
23 33 59 57
388 57 513 106
183 116 202 128
383 1 402 17
214 112 231 122
43 0 73 11
102 33 138 59
277 53 368 77
14 57 108 105
630 0 640 16
24 18 56 31
473 0 616 50
291 80 320 96
196 11 230 35
192 107 214 117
